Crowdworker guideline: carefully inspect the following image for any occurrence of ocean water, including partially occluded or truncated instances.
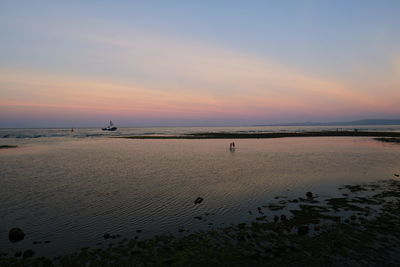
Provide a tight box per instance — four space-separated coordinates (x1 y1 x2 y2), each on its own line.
1 126 400 257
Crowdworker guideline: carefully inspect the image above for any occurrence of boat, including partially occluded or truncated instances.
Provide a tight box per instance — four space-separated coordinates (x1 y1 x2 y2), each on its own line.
102 120 117 131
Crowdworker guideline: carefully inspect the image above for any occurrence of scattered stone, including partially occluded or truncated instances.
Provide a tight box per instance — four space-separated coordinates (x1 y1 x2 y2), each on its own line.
395 174 399 177
131 250 140 255
137 241 145 248
238 223 246 229
344 185 366 192
274 215 279 222
103 233 111 239
350 215 357 220
23 249 34 259
194 216 202 220
280 215 287 221
237 235 245 242
306 192 313 198
136 230 142 233
194 197 204 204
297 225 309 235
178 229 184 233
267 204 285 211
44 240 51 244
8 228 25 242
14 251 22 258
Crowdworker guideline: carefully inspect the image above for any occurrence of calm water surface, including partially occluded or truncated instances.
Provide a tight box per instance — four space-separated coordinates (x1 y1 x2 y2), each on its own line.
1 127 400 257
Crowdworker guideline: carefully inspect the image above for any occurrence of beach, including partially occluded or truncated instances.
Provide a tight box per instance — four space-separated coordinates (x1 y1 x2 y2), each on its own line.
1 127 400 265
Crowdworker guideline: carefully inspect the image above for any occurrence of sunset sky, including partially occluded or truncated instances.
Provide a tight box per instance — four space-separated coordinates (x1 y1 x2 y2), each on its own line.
1 1 399 127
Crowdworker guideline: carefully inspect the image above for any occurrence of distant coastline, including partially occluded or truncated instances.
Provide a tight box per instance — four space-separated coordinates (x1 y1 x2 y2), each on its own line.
257 119 400 127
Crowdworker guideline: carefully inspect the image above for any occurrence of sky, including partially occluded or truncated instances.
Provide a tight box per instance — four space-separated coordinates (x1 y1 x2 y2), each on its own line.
1 0 399 127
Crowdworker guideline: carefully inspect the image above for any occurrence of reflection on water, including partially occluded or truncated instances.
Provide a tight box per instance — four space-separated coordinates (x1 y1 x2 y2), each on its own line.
1 137 400 256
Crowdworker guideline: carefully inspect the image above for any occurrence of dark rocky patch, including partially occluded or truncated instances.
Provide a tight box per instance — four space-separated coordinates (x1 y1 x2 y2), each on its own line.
8 228 25 242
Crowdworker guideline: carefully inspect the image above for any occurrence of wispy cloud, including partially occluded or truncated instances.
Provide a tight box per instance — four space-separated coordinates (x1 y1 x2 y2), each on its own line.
1 27 399 125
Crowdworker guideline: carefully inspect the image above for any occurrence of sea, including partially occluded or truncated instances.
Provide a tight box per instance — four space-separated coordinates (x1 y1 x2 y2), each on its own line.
1 125 400 257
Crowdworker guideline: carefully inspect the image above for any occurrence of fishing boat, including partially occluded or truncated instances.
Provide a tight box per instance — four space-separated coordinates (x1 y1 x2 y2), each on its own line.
102 120 117 131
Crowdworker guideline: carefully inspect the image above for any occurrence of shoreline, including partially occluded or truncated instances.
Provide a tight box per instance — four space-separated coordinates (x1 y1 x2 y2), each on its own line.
117 131 400 139
2 177 400 266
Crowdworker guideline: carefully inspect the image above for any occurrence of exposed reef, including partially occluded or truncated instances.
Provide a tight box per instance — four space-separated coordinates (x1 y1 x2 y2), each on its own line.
0 145 18 149
118 131 400 139
374 137 400 144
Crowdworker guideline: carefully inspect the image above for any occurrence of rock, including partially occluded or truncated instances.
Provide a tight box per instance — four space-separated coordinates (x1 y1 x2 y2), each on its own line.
194 216 202 220
8 228 25 242
332 240 343 248
395 174 399 177
194 197 204 204
131 250 140 255
306 192 313 198
44 240 51 244
280 215 287 221
237 235 245 242
274 215 279 222
137 241 145 248
136 230 142 233
238 223 246 229
297 225 309 235
14 251 22 257
178 229 184 233
350 215 357 220
23 249 34 259
103 233 111 239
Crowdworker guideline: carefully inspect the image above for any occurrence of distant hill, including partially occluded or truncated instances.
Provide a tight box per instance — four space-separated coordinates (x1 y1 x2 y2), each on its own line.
263 119 400 127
